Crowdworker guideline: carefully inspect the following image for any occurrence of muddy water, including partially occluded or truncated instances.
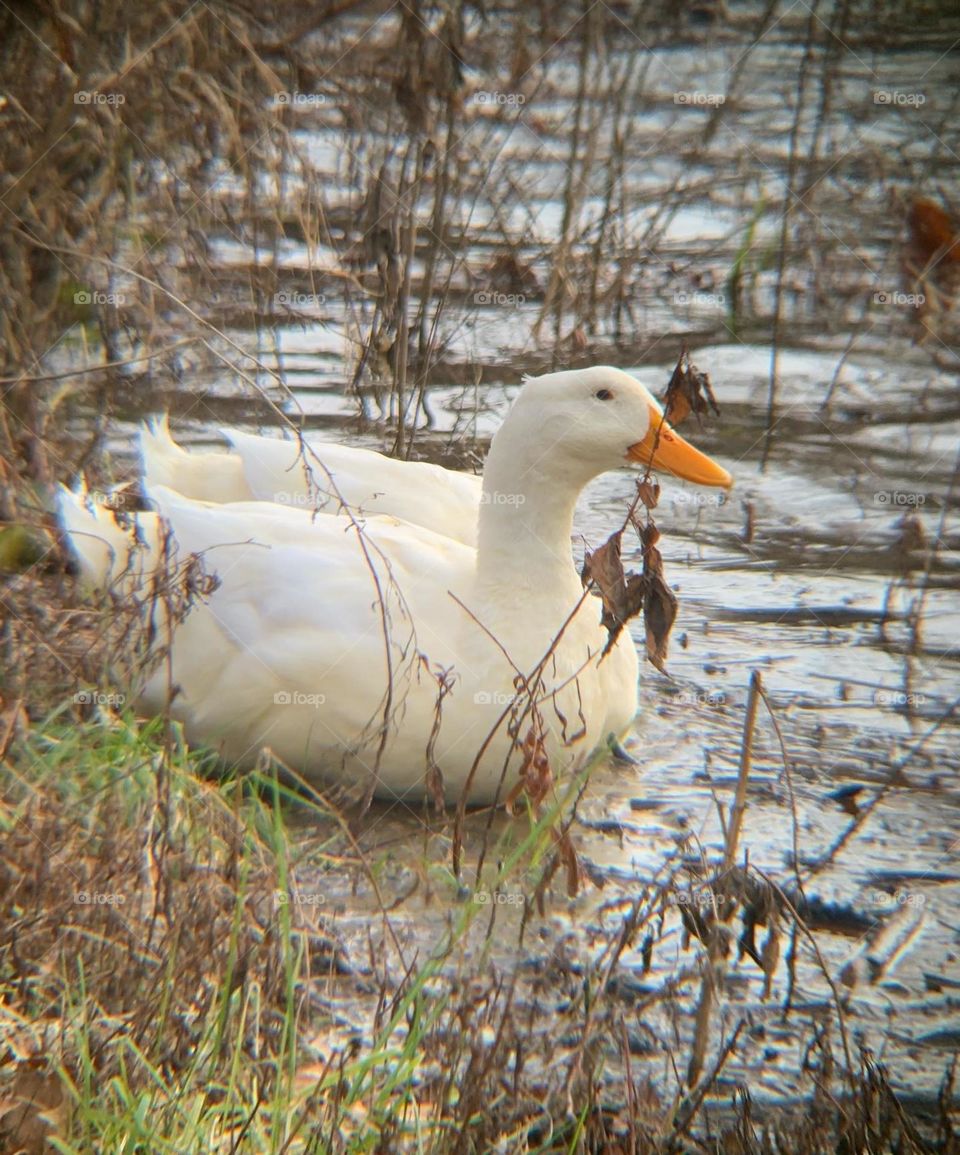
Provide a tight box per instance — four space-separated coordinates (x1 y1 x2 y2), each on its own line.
70 8 960 1114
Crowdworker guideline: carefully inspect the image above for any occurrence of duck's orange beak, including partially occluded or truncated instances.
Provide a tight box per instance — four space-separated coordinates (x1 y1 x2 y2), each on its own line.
627 404 733 488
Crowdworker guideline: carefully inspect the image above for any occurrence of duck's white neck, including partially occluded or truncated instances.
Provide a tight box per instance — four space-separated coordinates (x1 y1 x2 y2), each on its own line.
476 422 597 592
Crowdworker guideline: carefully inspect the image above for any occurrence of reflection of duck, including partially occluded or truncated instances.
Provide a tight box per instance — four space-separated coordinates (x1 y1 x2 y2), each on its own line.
60 367 731 805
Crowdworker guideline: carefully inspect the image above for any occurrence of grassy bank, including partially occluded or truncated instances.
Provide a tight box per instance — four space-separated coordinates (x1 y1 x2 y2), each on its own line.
2 703 955 1153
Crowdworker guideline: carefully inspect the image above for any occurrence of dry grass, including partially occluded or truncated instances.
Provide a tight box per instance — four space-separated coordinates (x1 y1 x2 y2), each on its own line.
1 696 957 1152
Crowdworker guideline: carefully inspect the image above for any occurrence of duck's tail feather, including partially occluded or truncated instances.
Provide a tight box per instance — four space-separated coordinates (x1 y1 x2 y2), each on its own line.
58 483 160 592
139 417 252 503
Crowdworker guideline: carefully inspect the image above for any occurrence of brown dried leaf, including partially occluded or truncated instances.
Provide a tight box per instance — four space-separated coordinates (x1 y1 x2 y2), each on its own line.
663 348 720 429
907 196 960 266
636 476 660 510
582 518 680 667
640 523 677 673
643 578 678 674
623 573 647 622
554 828 583 897
505 725 553 813
581 530 625 621
581 532 647 655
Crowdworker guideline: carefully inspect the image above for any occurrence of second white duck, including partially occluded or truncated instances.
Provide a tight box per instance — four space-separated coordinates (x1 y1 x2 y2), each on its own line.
141 416 483 545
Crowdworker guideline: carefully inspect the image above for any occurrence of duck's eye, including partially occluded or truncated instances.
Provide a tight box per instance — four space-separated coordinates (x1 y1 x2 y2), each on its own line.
594 388 614 401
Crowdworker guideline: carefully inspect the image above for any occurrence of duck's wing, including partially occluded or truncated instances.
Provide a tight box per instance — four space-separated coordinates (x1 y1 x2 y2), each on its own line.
140 416 252 503
62 479 477 770
140 485 475 766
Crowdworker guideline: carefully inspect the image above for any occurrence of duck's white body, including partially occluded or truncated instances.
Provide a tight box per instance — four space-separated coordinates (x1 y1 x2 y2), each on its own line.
62 367 731 804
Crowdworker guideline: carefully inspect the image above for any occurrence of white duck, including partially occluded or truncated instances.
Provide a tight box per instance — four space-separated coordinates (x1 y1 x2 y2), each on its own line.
143 408 642 763
61 366 731 805
140 417 483 545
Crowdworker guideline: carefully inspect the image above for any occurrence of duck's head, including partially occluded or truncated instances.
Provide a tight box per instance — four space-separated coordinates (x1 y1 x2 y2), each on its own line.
509 366 732 489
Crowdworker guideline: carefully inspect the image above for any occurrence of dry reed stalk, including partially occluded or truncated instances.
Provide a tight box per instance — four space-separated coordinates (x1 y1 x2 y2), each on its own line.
687 669 761 1086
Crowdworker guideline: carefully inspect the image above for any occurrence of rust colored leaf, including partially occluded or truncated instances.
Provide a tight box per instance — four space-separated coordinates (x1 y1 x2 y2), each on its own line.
902 198 960 339
581 531 625 629
581 531 647 656
663 348 720 429
636 476 660 510
907 197 960 266
623 572 647 621
554 827 583 897
582 519 680 666
505 724 553 813
640 523 677 674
